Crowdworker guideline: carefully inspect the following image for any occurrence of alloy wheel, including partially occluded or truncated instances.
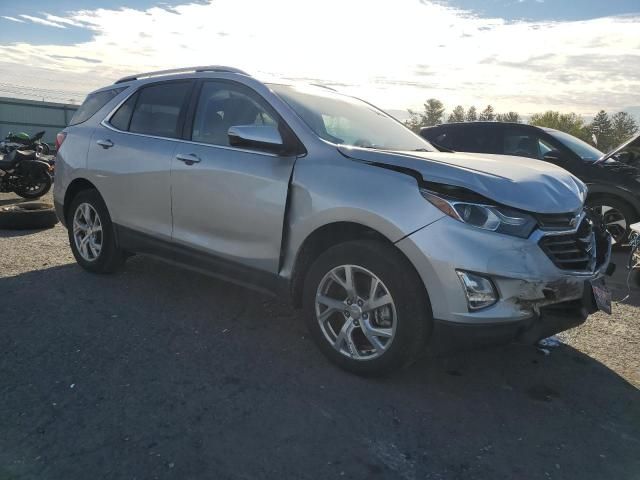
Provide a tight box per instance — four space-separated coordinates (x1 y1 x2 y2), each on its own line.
73 203 103 262
596 204 628 243
315 264 397 361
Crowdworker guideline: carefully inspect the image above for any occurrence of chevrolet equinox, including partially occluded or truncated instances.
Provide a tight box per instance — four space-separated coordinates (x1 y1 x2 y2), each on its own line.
54 66 612 375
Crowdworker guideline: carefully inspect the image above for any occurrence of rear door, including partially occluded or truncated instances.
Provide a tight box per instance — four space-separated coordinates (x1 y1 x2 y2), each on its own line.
87 80 194 241
170 79 298 273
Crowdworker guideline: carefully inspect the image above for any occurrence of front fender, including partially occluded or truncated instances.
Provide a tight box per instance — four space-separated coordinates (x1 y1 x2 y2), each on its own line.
585 183 640 214
279 155 445 278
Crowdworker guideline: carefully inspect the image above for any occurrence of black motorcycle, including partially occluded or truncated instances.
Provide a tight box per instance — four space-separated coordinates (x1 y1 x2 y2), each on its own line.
0 131 51 156
0 149 53 199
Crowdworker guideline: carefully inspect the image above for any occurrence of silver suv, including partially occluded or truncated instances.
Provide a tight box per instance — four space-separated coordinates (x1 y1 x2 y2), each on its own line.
54 66 612 375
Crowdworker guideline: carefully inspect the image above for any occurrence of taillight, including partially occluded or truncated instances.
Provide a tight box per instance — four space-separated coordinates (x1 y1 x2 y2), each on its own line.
55 132 67 152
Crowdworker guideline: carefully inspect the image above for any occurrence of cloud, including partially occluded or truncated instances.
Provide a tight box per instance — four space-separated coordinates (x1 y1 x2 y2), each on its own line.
50 54 101 64
0 0 638 116
19 14 66 28
43 14 87 28
2 16 25 23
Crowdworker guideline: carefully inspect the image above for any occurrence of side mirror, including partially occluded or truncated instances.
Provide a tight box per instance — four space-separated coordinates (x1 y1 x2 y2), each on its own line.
543 149 563 162
228 125 284 153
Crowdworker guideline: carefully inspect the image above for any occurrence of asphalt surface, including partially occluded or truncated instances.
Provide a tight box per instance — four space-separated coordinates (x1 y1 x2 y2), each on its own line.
1 193 639 480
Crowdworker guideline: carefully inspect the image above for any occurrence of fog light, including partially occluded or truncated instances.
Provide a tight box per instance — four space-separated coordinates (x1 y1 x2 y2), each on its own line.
456 270 498 310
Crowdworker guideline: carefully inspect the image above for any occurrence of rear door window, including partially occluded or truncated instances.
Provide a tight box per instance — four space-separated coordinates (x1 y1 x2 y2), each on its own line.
453 125 502 154
69 87 126 126
109 92 138 131
127 81 192 139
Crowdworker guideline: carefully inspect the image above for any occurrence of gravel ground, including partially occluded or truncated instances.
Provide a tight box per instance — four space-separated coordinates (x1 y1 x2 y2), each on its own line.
1 192 639 479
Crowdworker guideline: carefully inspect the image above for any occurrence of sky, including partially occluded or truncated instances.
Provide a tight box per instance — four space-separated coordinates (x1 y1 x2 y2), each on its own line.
0 0 639 119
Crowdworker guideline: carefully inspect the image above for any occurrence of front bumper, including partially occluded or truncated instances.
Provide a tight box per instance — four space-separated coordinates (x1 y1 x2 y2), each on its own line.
396 215 611 339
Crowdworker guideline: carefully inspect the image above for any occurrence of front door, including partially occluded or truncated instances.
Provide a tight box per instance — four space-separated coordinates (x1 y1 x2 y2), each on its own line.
171 80 297 273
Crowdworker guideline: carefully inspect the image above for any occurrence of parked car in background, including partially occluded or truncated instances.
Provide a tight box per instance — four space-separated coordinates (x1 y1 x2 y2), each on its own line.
54 67 611 375
420 123 640 244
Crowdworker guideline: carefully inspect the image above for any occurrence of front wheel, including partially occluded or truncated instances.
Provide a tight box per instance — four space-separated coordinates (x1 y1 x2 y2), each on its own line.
15 172 52 199
303 240 432 376
587 196 637 245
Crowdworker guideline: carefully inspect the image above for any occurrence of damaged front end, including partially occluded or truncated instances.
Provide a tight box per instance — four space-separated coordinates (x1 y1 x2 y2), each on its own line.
396 190 614 350
499 208 613 343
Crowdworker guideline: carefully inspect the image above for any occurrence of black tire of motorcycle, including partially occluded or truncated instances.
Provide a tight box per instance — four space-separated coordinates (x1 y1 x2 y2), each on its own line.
0 202 59 230
36 143 51 155
14 172 52 199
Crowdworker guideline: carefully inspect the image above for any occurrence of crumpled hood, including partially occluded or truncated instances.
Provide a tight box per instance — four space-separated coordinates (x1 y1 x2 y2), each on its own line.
339 147 587 214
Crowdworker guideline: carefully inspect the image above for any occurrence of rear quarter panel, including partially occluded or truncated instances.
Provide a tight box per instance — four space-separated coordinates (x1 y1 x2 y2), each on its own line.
53 123 95 214
53 87 133 220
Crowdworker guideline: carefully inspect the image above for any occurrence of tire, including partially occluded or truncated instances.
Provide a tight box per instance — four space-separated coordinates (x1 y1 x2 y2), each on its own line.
36 143 50 155
302 240 432 376
587 196 638 245
15 171 52 199
0 202 58 230
67 189 123 273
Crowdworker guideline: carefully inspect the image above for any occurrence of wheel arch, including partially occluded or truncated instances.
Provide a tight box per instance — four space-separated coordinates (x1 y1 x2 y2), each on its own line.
63 178 103 223
289 221 427 309
585 185 640 218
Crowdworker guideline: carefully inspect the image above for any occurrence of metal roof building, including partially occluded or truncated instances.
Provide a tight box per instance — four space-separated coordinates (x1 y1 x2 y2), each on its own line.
0 97 78 147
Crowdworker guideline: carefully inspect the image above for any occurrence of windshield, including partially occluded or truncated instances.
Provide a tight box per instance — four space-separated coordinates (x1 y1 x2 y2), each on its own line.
546 130 603 162
269 84 435 151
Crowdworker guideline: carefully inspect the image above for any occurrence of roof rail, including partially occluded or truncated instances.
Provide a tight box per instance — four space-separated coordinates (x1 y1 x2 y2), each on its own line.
310 83 338 92
114 65 249 84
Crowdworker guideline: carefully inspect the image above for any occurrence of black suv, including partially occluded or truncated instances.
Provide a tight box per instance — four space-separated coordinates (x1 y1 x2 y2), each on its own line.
421 122 640 243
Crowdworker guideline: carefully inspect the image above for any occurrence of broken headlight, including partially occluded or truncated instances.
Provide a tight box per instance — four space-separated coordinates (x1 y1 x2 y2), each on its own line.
421 189 537 238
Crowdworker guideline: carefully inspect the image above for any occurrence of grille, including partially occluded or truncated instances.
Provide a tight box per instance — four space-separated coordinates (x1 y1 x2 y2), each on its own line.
535 211 582 230
539 217 595 271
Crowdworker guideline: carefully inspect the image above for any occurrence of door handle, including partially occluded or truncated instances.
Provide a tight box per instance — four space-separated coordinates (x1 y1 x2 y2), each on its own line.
175 153 201 165
96 139 114 149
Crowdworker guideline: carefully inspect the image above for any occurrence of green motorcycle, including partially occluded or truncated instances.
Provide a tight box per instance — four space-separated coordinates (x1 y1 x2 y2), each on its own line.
0 131 51 155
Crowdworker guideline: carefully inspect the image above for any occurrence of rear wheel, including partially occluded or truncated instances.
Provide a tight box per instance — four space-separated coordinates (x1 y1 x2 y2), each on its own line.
36 143 50 155
67 190 123 273
15 171 52 199
303 240 431 376
587 196 637 245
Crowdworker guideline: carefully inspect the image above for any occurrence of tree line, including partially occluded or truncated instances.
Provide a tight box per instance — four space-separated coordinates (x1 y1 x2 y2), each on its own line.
404 99 639 152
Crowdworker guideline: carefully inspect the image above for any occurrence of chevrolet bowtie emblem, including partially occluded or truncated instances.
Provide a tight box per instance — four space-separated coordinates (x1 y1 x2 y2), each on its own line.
569 215 580 228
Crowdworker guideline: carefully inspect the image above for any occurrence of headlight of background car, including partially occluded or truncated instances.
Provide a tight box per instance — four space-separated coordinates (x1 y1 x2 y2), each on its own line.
420 189 537 238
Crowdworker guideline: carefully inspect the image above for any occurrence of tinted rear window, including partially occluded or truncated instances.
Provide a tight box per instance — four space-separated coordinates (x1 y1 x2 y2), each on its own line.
445 125 501 154
423 128 456 149
109 92 138 131
69 87 126 126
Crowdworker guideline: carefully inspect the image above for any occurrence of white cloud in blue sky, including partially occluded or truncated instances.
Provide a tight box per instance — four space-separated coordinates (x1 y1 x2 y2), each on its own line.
0 0 638 116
